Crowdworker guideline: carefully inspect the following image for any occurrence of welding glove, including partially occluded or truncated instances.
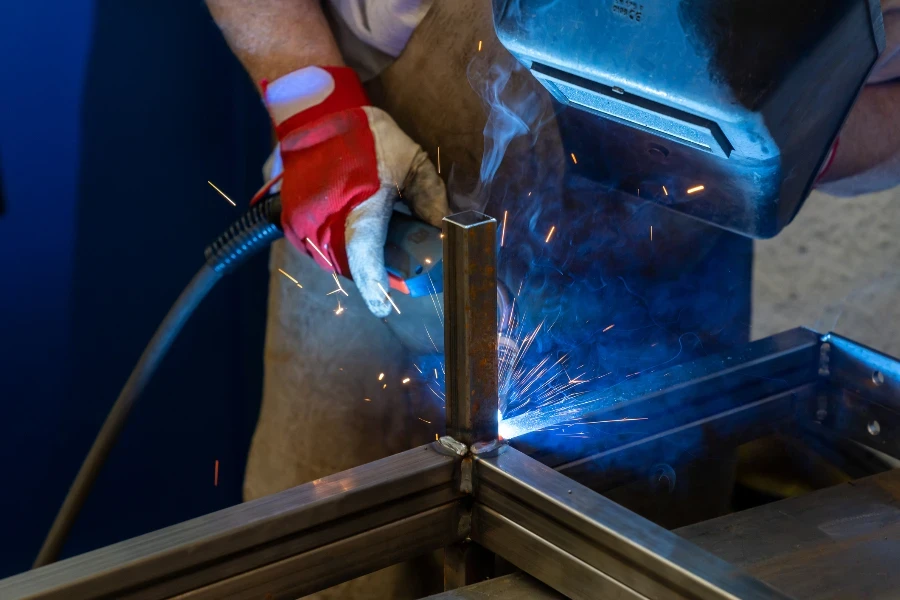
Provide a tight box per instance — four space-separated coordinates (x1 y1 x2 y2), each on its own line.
261 66 448 317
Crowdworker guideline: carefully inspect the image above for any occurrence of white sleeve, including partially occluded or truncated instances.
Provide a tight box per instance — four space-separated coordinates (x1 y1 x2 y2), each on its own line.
327 0 432 59
871 0 900 83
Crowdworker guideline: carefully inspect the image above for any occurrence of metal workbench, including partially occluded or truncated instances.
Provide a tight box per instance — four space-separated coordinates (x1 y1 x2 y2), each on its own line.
2 212 899 599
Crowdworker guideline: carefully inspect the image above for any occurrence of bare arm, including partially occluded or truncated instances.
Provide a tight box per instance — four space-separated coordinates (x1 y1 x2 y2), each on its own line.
817 0 900 195
205 0 344 90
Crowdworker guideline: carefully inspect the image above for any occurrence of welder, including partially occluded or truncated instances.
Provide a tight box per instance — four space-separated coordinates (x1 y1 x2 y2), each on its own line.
204 0 900 598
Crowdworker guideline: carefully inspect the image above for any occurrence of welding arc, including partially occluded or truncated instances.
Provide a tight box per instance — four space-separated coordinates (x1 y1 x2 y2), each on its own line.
34 195 284 568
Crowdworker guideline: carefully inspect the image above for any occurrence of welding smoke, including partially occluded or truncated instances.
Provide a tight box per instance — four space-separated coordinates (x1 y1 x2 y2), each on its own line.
454 51 559 212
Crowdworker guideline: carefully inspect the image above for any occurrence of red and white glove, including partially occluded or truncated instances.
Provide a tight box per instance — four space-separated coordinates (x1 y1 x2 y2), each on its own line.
261 66 448 317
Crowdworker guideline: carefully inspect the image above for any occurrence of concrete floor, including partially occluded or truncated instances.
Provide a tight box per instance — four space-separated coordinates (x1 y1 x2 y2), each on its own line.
752 187 900 357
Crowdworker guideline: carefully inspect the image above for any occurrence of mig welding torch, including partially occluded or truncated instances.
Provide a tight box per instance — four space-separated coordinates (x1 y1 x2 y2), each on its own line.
33 193 446 567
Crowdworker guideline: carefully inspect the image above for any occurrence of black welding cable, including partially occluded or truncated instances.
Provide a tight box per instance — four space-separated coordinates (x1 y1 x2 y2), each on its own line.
33 195 283 568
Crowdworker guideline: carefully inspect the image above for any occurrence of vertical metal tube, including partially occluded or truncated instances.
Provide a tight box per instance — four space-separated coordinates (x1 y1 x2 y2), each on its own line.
443 211 499 446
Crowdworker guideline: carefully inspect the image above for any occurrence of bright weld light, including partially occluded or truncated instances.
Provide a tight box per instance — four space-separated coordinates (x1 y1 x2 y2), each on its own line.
277 268 302 288
498 410 514 439
305 238 333 267
377 282 402 314
207 181 236 206
687 185 705 194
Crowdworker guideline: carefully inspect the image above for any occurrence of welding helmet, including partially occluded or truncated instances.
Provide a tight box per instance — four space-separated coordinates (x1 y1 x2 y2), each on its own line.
493 0 886 237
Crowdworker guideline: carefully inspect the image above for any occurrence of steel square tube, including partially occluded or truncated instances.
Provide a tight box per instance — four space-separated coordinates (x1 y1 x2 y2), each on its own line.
474 505 649 600
507 328 821 456
170 503 461 600
0 445 461 600
443 211 499 446
825 333 900 410
558 384 816 489
473 447 791 600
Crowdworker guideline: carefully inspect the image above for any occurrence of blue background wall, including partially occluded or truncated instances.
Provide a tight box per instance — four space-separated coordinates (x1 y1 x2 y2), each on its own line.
0 0 271 575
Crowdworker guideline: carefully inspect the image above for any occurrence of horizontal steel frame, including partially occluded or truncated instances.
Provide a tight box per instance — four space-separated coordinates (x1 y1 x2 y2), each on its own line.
7 329 900 600
473 447 791 600
0 445 463 600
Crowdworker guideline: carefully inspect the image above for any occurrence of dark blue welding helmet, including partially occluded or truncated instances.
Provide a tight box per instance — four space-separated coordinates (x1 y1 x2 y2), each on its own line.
493 0 886 237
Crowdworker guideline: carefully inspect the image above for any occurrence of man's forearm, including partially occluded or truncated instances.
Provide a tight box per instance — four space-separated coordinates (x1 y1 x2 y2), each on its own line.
206 0 344 90
818 81 900 189
817 0 900 195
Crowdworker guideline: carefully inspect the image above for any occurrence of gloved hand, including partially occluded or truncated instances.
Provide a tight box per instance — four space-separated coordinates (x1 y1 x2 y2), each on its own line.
261 66 448 317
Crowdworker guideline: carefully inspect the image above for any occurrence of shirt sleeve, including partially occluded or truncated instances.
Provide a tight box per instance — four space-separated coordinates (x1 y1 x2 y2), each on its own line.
870 0 900 83
327 0 432 59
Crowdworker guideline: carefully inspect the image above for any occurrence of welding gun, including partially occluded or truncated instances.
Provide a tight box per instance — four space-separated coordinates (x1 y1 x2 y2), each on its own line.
34 195 445 567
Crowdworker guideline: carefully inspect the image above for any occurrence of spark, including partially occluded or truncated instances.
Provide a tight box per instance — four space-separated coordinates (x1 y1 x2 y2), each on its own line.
378 373 385 381
207 181 236 206
214 460 219 486
545 226 556 243
437 146 441 174
427 275 444 327
383 384 387 389
402 377 411 384
434 368 439 379
501 210 508 247
650 226 653 241
424 325 440 352
425 258 432 264
327 272 349 297
440 233 444 239
687 185 705 194
418 417 432 424
570 153 578 164
603 324 615 332
478 40 483 51
364 398 371 402
377 282 402 314
277 268 302 288
395 180 403 198
582 417 648 424
435 433 439 441
662 185 668 196
413 364 423 373
334 300 344 315
305 238 333 267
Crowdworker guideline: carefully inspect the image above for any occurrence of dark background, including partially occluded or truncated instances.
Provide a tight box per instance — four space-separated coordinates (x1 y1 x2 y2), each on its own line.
0 0 271 576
